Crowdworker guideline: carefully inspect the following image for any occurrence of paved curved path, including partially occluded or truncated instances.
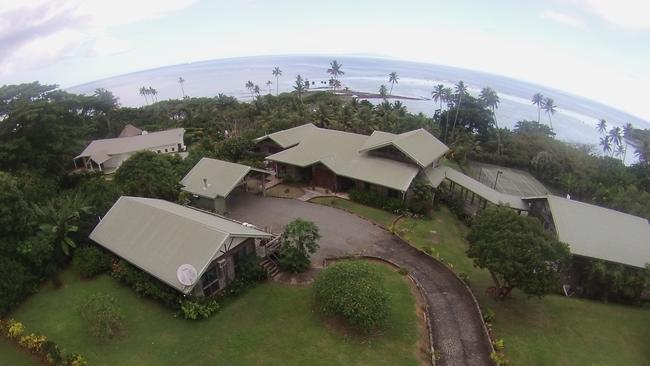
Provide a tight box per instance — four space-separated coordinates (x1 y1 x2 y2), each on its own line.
229 194 492 366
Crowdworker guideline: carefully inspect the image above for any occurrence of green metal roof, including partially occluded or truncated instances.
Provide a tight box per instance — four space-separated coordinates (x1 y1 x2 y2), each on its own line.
254 123 317 148
359 129 449 167
424 166 528 210
265 127 420 191
89 196 273 293
526 195 650 268
180 158 270 199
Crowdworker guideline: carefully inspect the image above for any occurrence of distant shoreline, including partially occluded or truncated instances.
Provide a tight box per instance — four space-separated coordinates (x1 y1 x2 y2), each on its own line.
303 88 427 101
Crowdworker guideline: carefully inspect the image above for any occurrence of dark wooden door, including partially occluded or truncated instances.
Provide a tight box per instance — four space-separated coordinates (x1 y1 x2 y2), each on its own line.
312 166 336 191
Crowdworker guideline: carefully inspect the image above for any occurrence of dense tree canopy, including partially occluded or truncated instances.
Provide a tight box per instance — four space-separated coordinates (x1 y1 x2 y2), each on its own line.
467 207 570 299
114 151 181 200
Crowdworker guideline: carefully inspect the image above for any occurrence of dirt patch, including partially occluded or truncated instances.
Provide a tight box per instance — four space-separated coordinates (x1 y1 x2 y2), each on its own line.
266 184 305 199
272 267 320 285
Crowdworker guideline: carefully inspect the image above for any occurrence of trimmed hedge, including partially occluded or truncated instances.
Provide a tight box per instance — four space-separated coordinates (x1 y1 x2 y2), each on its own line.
313 261 390 333
349 189 407 214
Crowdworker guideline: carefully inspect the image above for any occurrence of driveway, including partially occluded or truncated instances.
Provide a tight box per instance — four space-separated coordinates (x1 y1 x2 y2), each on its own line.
228 193 493 366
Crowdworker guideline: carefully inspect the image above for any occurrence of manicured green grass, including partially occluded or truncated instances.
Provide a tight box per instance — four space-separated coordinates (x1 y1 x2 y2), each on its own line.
398 207 650 366
0 339 39 366
266 183 305 199
8 264 421 366
310 197 397 228
313 199 650 366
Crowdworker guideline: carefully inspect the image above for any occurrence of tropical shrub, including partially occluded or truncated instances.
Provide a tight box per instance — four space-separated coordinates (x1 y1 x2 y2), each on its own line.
180 298 220 320
278 219 320 273
111 259 182 309
313 261 390 333
0 257 35 315
349 189 407 214
236 254 267 282
5 319 25 339
65 353 88 366
19 333 47 352
72 246 113 278
77 293 126 340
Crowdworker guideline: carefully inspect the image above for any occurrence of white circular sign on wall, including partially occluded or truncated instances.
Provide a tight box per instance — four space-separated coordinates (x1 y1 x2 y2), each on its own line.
177 264 198 286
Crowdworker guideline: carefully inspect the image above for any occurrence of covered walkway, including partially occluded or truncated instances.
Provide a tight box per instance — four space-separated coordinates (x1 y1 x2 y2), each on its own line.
425 166 528 213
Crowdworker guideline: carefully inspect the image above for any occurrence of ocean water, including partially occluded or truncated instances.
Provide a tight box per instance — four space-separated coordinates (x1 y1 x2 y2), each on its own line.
68 55 650 163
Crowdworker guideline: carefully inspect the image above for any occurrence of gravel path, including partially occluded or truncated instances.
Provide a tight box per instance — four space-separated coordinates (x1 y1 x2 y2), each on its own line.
228 193 493 366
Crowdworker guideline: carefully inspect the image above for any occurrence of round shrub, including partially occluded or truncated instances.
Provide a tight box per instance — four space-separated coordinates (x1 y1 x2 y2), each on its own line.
313 261 390 333
77 293 126 340
72 246 112 278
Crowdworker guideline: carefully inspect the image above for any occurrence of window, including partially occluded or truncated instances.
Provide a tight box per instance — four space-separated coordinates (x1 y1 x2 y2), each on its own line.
388 189 399 198
171 147 175 151
364 182 371 191
157 150 161 153
201 266 218 288
164 148 168 153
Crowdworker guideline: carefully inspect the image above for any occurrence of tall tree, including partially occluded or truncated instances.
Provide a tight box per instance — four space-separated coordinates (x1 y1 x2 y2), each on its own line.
597 119 607 135
253 85 261 96
265 80 273 94
92 88 119 136
531 93 544 123
378 85 388 100
600 136 612 156
609 126 623 148
388 72 399 95
293 74 305 102
542 97 557 129
114 151 180 200
451 80 468 142
327 60 344 81
245 80 255 98
442 87 454 142
431 84 446 112
622 122 633 161
467 207 570 300
139 86 149 104
479 87 502 154
178 77 186 98
272 67 282 96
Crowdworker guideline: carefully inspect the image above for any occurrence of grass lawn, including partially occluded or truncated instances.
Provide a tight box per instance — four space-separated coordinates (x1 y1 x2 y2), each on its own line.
0 339 39 366
315 199 650 365
310 197 397 228
7 263 422 366
266 183 305 199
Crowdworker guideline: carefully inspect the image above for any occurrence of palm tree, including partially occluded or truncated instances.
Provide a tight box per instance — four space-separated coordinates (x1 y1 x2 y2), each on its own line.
139 86 149 104
379 85 388 100
480 87 502 154
596 119 607 135
615 144 626 159
327 60 344 81
294 74 305 102
330 78 341 90
272 67 282 96
33 195 91 256
253 85 261 96
388 72 399 95
542 97 557 129
634 140 650 165
178 77 186 98
149 87 158 103
245 80 255 98
622 122 633 161
266 80 273 94
600 136 612 156
450 80 468 142
431 84 446 112
442 87 454 142
531 93 544 123
609 126 623 147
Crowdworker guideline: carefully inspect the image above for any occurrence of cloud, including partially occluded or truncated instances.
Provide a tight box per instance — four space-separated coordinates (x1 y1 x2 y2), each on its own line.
540 10 584 28
577 0 650 30
0 0 197 76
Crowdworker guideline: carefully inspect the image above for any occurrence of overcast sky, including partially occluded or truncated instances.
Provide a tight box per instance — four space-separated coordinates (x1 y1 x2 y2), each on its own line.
1 0 649 120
